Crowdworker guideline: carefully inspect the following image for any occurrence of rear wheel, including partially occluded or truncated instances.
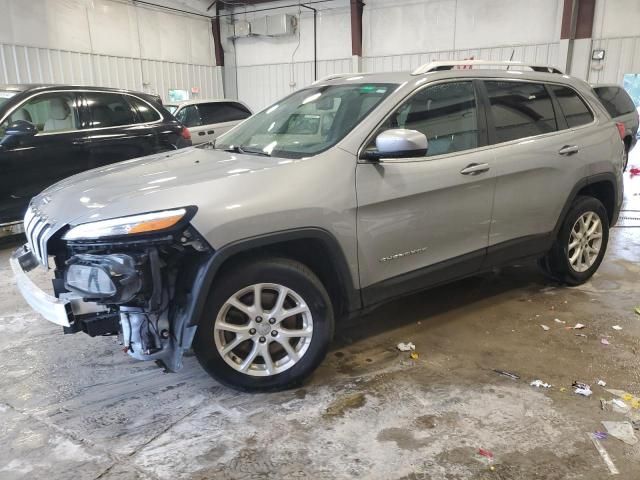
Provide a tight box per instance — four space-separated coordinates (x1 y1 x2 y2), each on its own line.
540 196 609 286
193 258 334 391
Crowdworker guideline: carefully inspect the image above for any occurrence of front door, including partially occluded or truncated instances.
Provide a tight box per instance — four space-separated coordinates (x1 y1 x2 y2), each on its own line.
0 91 87 224
356 80 496 305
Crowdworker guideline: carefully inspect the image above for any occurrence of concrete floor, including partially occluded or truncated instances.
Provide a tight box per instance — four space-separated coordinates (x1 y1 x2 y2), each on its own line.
1 156 640 479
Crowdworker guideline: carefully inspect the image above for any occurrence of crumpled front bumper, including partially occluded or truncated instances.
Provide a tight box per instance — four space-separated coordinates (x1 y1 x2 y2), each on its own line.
10 245 105 327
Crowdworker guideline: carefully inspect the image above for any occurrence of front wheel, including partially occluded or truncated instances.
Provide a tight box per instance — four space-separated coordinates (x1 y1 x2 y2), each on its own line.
540 195 609 286
193 258 334 392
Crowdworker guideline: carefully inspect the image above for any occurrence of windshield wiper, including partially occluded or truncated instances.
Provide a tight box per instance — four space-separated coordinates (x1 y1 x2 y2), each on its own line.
223 145 271 157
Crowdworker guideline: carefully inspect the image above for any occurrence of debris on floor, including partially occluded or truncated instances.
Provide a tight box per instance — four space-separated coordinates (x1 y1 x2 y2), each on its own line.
601 421 639 445
493 369 520 380
573 323 586 330
530 379 551 388
540 324 550 331
396 342 415 352
588 432 620 475
593 431 608 440
605 389 640 409
601 338 610 345
601 399 631 415
554 318 565 324
573 381 592 397
612 325 622 331
410 351 419 360
597 380 607 387
575 333 587 337
635 307 640 316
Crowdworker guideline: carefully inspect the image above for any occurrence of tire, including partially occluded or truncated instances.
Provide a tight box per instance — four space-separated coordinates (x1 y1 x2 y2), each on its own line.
193 257 334 392
623 142 629 172
540 195 609 286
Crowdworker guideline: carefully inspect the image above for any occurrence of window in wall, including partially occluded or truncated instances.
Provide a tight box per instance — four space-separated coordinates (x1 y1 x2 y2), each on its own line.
369 81 479 157
84 92 137 128
549 85 594 128
485 81 557 143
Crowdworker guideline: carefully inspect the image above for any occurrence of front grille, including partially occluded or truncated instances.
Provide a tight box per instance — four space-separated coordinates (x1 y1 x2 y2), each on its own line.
24 206 53 267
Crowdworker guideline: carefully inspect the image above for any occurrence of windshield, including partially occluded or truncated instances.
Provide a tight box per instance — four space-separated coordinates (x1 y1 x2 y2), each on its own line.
0 90 17 108
165 104 178 114
215 83 395 158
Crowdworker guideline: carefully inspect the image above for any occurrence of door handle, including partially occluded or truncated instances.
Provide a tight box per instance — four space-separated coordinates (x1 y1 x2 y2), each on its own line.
71 138 90 145
207 130 215 135
558 145 579 155
460 163 490 175
198 131 206 136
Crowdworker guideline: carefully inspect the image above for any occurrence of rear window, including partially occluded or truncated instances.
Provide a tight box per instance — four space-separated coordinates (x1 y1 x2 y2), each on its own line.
594 86 636 117
84 92 137 128
485 80 557 143
128 96 161 123
198 102 251 125
549 85 594 128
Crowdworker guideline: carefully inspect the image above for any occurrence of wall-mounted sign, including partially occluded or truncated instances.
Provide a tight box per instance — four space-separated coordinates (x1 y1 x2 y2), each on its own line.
592 49 605 61
191 87 200 94
168 89 189 102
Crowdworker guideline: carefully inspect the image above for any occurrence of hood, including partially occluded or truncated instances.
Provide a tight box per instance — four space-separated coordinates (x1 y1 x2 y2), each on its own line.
32 146 294 228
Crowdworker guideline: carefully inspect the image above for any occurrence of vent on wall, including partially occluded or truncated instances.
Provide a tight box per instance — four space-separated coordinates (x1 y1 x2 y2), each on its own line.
233 14 296 38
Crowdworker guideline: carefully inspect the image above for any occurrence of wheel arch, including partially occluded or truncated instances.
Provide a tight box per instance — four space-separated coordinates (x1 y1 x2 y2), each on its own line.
185 228 361 328
553 172 619 236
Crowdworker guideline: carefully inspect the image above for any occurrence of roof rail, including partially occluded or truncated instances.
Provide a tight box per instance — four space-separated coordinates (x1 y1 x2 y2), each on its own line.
312 72 367 85
411 60 563 76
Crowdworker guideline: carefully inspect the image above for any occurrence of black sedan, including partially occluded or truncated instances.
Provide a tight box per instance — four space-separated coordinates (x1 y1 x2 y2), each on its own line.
0 84 191 237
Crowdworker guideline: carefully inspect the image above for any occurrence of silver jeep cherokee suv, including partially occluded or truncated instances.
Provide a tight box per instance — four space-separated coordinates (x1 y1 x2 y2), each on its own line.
11 60 624 391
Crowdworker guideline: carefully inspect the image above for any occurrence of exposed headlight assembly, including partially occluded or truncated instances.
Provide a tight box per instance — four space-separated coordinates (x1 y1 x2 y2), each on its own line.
63 208 189 240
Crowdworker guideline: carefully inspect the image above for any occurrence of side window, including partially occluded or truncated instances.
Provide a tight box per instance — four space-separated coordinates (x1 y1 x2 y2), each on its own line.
175 105 202 127
594 86 635 117
369 81 479 157
128 96 161 123
549 85 594 128
0 92 80 135
485 81 557 144
198 102 252 124
84 92 137 128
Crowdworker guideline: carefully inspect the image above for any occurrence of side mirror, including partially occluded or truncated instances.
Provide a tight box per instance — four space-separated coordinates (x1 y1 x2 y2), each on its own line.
4 120 37 138
374 129 428 159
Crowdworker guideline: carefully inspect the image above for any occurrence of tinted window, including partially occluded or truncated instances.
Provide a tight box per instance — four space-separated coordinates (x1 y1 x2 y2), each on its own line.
128 96 161 123
84 92 137 128
0 92 79 136
370 81 478 156
199 102 252 124
175 105 202 127
485 81 557 143
594 86 636 117
550 85 594 128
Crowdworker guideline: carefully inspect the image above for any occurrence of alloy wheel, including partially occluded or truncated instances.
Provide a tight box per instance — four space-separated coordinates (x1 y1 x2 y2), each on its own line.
567 211 603 273
214 283 313 376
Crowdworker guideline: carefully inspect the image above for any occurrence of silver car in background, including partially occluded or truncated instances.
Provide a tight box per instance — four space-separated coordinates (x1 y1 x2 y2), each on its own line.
10 60 625 392
165 99 252 144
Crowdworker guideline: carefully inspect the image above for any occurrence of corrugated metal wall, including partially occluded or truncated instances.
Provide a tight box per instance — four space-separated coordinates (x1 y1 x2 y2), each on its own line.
363 42 560 73
0 42 224 102
588 36 640 84
235 43 559 111
236 58 353 111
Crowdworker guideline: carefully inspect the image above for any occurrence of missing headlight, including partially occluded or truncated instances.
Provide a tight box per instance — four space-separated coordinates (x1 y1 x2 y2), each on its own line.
65 254 143 303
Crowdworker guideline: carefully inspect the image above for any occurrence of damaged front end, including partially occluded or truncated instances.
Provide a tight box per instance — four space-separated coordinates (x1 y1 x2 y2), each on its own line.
14 206 213 372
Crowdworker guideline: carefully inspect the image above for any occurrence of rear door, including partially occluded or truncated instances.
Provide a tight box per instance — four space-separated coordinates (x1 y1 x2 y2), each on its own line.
82 91 156 168
175 105 206 143
482 79 605 261
0 91 88 223
356 80 495 303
